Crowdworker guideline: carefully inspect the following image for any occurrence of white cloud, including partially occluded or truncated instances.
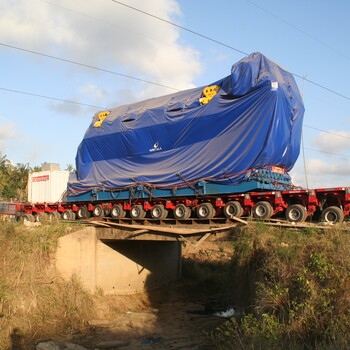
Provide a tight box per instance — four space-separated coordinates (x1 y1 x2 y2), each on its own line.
48 101 85 115
78 84 109 102
0 117 18 150
48 84 109 115
0 0 201 93
290 158 350 189
311 130 350 155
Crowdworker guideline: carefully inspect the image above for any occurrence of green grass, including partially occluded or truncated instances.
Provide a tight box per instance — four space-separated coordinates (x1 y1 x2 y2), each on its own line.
213 223 350 349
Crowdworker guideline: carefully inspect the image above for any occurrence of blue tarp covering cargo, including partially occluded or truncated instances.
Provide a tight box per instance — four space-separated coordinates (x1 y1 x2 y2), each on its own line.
68 52 304 194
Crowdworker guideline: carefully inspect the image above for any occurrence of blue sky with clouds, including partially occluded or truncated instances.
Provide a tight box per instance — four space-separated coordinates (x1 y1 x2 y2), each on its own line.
0 0 349 189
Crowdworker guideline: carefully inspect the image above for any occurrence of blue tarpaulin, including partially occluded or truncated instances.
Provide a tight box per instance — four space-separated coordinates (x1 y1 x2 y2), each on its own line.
68 52 304 193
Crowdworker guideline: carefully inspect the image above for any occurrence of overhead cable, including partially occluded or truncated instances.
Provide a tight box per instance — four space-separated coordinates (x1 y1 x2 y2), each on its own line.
0 42 180 92
110 0 249 56
0 87 105 109
110 0 350 101
245 0 350 62
304 147 350 159
304 125 350 140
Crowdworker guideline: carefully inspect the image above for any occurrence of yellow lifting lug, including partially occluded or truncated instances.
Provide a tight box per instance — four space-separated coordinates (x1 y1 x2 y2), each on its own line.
199 85 221 105
93 110 110 128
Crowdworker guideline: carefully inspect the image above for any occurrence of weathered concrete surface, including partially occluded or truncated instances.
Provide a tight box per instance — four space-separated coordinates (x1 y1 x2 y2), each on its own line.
55 227 182 294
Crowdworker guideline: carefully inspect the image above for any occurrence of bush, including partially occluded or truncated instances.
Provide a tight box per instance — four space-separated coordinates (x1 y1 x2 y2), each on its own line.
0 222 92 349
214 224 350 349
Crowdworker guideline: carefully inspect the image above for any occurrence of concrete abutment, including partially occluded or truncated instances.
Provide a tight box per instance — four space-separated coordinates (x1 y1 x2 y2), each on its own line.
55 227 182 294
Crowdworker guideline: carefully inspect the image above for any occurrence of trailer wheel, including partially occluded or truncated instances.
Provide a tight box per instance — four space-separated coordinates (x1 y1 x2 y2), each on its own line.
173 204 191 220
252 201 273 219
48 212 61 221
130 204 146 219
321 206 344 223
224 201 243 218
93 204 105 218
22 213 35 223
76 206 91 220
110 205 126 219
286 204 307 223
151 204 168 220
36 212 49 222
62 209 75 221
196 202 215 219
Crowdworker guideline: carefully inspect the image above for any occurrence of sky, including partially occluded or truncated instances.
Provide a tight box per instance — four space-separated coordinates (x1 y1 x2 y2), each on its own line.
0 0 349 189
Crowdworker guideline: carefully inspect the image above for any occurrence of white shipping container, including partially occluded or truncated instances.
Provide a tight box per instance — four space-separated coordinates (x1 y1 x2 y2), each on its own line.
28 170 70 203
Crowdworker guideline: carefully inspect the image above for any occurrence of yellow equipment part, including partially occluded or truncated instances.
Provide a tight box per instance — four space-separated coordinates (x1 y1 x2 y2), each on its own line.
93 110 110 127
200 85 221 105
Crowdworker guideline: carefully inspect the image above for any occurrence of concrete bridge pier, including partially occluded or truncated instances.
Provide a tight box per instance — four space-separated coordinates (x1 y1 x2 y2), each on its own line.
55 227 182 294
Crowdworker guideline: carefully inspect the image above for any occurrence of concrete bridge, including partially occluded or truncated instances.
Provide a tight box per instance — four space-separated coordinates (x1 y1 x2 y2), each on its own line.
55 221 238 295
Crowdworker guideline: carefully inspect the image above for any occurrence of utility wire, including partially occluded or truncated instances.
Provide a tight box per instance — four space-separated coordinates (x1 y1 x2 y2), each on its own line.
293 73 350 101
40 0 175 49
0 87 106 109
304 125 350 140
110 0 249 56
0 5 349 136
245 0 350 62
110 0 350 102
0 43 180 92
304 147 350 159
1 43 350 138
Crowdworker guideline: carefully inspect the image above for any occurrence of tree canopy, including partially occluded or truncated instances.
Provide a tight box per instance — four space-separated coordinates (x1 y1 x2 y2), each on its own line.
0 154 42 202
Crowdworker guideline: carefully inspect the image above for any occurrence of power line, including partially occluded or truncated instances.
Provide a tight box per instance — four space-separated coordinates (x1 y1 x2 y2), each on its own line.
293 73 350 101
110 0 249 56
1 47 349 138
245 0 350 62
0 87 105 109
304 125 350 140
0 6 348 136
304 147 350 159
2 85 348 143
0 43 180 92
40 0 175 49
110 0 350 102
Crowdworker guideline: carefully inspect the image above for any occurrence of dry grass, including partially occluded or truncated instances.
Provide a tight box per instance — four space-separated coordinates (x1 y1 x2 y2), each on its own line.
0 221 93 349
214 223 350 350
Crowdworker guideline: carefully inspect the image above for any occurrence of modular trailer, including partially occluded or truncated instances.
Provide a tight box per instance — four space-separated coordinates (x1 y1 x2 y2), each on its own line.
15 53 349 224
18 182 350 224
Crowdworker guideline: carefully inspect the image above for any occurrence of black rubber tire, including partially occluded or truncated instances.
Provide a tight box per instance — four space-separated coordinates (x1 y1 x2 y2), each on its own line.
22 213 35 223
130 204 146 219
252 201 273 219
196 202 215 219
173 204 191 220
151 204 168 220
321 206 344 223
286 204 307 223
110 205 126 219
93 204 105 218
36 212 49 222
76 206 91 220
62 209 75 221
48 211 61 221
224 201 243 218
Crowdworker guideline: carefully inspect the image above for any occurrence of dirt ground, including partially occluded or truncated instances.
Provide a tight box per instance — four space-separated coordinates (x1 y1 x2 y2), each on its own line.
64 241 234 350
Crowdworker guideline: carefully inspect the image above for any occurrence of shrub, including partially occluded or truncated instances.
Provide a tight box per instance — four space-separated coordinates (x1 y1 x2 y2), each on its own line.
214 224 350 349
0 221 92 349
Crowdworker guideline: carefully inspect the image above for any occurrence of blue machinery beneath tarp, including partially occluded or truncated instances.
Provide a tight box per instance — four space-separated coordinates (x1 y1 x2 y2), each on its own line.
67 52 305 197
66 170 296 202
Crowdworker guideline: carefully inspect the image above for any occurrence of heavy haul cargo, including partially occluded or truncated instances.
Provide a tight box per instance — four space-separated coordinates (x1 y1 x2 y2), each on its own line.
16 53 350 224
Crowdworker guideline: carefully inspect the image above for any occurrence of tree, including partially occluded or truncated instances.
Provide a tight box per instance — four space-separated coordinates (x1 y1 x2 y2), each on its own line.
65 164 75 173
0 162 30 202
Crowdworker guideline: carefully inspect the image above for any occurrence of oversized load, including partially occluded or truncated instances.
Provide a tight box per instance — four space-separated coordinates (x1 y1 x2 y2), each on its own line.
68 52 304 195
